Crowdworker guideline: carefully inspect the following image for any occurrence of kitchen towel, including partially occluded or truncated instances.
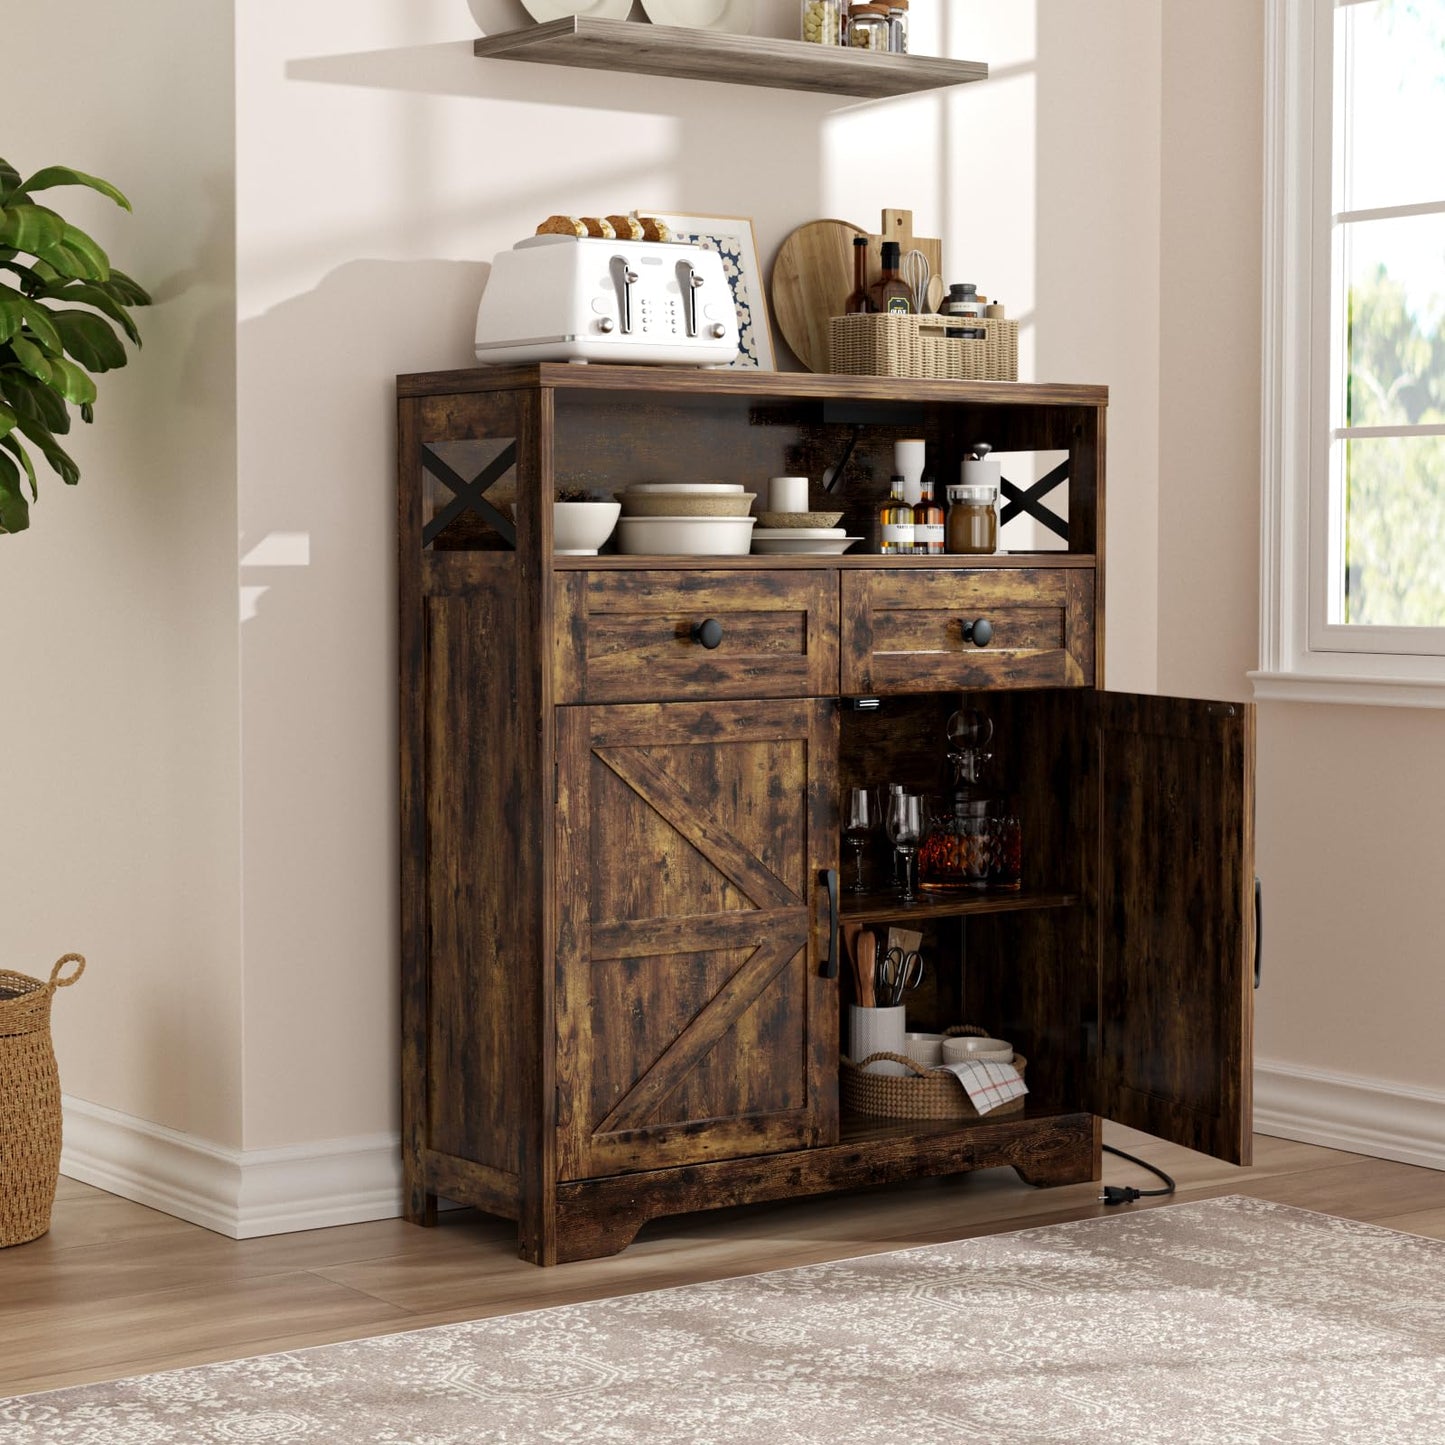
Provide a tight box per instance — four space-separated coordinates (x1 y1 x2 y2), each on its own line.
939 1058 1028 1114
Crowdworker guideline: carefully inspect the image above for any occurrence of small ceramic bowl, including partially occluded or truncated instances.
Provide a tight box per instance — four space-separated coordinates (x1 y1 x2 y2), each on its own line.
903 1032 944 1067
553 500 621 556
941 1035 1014 1066
756 510 846 530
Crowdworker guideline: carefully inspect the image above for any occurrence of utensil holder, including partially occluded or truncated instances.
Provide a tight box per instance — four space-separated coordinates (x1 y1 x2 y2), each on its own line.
848 1004 907 1076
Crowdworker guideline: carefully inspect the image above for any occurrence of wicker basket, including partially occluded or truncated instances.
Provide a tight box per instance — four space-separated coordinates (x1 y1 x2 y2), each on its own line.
1 954 85 1248
829 313 1019 382
841 1025 1026 1121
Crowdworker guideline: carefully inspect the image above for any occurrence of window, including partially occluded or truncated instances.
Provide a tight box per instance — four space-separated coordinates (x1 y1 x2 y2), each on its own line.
1256 0 1445 705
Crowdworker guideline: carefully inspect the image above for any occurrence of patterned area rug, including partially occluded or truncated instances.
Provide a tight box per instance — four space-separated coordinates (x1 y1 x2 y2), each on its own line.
5 1196 1445 1443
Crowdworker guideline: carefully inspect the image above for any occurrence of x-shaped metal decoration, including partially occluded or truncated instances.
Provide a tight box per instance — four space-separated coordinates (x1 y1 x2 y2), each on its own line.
1000 457 1069 543
421 443 518 549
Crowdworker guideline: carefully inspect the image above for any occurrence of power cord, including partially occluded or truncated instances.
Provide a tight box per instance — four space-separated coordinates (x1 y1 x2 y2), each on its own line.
1099 1144 1176 1206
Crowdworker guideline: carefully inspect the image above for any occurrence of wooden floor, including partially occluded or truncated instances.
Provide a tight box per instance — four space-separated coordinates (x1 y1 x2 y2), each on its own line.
4 1125 1444 1400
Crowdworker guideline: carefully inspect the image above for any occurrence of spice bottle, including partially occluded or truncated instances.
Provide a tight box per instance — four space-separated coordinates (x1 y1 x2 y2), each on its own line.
847 3 889 50
801 0 841 45
887 0 909 52
877 475 916 555
844 234 873 314
913 475 945 555
867 241 914 315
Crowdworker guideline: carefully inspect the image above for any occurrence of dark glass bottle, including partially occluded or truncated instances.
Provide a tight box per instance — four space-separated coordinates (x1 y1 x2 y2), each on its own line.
867 241 913 315
844 234 873 314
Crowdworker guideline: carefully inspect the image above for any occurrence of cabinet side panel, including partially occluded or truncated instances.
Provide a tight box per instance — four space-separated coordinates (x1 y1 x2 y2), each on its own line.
424 581 525 1176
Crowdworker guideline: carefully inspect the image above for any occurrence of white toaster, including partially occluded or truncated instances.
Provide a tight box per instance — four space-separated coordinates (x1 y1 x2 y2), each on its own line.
474 235 741 367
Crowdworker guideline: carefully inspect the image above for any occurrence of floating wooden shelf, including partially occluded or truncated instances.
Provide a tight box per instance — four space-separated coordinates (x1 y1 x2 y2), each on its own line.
473 17 989 99
840 887 1080 925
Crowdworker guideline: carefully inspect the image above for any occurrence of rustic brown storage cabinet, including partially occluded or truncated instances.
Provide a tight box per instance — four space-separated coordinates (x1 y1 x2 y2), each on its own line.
398 365 1255 1266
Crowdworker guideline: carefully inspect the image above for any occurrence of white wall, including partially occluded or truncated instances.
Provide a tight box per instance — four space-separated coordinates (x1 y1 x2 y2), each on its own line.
1 0 243 1147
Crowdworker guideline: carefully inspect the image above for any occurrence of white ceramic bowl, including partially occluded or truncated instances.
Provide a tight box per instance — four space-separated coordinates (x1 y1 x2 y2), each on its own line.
903 1032 944 1067
618 491 756 518
941 1035 1014 1066
751 535 860 556
554 500 621 556
626 482 744 495
616 515 756 557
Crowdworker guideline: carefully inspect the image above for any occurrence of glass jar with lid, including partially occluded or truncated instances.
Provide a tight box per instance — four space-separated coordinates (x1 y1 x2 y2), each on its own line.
800 0 841 45
946 484 998 554
887 0 909 52
847 3 890 50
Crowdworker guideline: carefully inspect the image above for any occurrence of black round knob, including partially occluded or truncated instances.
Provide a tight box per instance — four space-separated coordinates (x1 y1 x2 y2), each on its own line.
963 618 994 647
691 618 724 650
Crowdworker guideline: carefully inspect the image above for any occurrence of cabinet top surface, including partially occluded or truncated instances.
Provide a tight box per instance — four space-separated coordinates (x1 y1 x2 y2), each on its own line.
396 364 1108 408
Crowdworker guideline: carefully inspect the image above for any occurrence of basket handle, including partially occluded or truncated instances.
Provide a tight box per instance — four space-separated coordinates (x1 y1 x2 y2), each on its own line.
48 953 86 989
943 1024 989 1039
855 1051 932 1077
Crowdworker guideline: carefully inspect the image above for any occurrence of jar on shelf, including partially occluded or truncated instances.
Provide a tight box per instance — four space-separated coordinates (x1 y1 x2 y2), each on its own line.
887 0 909 52
801 0 841 45
847 3 890 50
946 484 998 555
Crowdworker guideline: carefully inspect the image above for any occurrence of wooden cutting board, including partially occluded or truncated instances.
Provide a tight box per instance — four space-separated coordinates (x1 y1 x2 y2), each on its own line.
769 218 868 373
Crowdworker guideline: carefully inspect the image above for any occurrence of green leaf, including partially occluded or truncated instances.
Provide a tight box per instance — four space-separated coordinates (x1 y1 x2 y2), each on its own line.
0 450 31 532
57 223 111 281
52 309 127 371
17 297 63 355
0 204 65 255
0 432 38 498
0 159 20 205
2 368 72 434
37 281 142 344
103 269 151 308
42 353 97 405
0 289 20 344
80 401 94 424
9 166 132 211
0 399 16 439
8 334 51 382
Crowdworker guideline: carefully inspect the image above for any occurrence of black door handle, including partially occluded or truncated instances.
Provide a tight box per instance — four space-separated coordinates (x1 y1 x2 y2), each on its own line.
1254 876 1263 990
691 618 724 650
821 867 839 979
962 617 994 647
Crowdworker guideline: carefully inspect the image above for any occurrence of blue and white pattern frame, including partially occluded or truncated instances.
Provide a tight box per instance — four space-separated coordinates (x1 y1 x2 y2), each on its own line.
645 211 775 370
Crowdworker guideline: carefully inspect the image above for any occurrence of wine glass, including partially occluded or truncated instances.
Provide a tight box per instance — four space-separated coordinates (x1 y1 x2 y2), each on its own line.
885 790 924 903
842 787 878 893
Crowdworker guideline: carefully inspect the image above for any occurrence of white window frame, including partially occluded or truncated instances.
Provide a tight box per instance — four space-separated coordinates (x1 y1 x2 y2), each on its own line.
1255 0 1445 707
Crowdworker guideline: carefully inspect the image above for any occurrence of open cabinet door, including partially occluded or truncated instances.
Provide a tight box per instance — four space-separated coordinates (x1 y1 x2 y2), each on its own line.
1096 693 1255 1165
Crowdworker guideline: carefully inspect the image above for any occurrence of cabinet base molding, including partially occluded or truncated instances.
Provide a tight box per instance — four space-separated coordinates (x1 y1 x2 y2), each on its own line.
521 1111 1100 1265
1254 1059 1445 1173
60 1095 405 1239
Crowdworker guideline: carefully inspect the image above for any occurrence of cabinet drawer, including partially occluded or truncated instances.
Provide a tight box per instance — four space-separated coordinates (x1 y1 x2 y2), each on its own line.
840 568 1095 694
555 570 839 703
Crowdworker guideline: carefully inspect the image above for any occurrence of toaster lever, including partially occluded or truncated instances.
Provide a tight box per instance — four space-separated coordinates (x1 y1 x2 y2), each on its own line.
610 256 640 335
677 261 706 338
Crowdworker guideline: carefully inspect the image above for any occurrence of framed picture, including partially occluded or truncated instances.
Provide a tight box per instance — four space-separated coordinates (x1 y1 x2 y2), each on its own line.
641 211 775 371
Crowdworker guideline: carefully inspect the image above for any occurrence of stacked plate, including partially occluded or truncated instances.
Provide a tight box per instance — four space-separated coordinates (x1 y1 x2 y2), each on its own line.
615 482 756 556
751 507 861 556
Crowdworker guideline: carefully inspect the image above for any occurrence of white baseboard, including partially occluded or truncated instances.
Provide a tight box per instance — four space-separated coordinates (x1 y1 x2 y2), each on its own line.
1254 1058 1445 1173
60 1095 403 1238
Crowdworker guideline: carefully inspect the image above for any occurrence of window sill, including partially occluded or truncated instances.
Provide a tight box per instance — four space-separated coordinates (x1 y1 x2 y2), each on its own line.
1249 669 1445 710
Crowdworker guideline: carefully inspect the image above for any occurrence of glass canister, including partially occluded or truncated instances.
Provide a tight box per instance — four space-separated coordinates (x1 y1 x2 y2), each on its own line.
887 0 909 52
847 3 890 50
801 0 841 44
946 484 998 555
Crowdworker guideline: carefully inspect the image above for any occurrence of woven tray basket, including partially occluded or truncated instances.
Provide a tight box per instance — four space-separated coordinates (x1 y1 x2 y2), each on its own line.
1 955 85 1248
841 1025 1026 1121
829 313 1019 382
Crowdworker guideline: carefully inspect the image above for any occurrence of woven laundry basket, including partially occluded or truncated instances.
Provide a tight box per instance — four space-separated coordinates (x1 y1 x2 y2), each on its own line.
1 954 85 1247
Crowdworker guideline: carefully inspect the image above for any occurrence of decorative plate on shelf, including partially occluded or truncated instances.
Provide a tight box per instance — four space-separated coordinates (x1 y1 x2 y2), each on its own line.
639 0 756 34
520 0 632 22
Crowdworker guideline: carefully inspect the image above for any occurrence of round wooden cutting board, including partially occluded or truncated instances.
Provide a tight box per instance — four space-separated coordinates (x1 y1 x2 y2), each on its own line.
769 218 868 373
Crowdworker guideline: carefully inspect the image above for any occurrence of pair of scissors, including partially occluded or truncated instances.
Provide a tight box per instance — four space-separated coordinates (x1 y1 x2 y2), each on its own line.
878 947 924 1008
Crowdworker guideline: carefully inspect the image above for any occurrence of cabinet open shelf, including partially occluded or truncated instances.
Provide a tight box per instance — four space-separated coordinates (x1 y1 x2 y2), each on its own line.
840 886 1079 925
473 17 989 99
839 1100 1084 1145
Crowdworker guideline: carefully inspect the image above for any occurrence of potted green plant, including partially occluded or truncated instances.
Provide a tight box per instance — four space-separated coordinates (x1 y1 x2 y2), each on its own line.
0 158 150 534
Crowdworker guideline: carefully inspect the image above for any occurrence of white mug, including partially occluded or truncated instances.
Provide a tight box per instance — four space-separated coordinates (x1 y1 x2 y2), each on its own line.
769 476 810 513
